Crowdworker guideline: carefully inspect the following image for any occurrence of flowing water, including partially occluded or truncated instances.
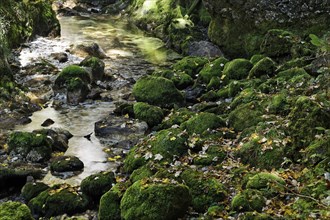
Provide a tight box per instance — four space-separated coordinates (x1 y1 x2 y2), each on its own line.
16 14 173 186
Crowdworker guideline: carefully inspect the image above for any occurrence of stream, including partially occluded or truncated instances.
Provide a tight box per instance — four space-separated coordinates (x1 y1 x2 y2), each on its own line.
15 14 174 186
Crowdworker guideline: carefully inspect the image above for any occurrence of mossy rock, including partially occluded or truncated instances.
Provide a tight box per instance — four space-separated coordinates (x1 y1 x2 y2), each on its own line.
99 181 131 220
28 184 89 218
158 108 194 130
193 145 226 166
199 56 228 83
130 163 155 183
172 56 209 78
288 95 330 149
113 102 134 117
250 54 266 64
133 102 164 128
228 102 264 131
54 65 91 88
81 171 116 201
79 56 105 82
277 57 312 72
50 156 84 173
304 132 330 166
152 69 194 89
267 92 290 114
231 189 266 212
8 131 52 162
132 75 184 108
206 76 221 90
21 182 49 202
206 205 224 218
181 169 227 212
248 57 277 78
120 178 191 220
260 29 298 59
181 112 225 134
0 201 34 220
221 58 253 84
124 128 189 173
246 172 286 196
66 77 89 92
241 212 275 220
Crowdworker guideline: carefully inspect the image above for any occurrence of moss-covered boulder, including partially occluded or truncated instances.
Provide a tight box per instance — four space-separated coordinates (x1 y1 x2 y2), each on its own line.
132 76 184 108
120 178 191 220
124 128 189 173
54 65 91 89
172 56 209 78
79 56 105 82
198 56 229 83
133 102 164 127
158 107 194 130
21 182 49 202
28 184 89 218
181 169 227 212
66 77 90 105
231 189 266 212
181 112 225 134
248 57 277 78
8 131 52 162
0 201 34 220
246 172 286 196
50 156 84 173
99 182 130 220
153 69 194 90
222 59 253 84
81 171 116 201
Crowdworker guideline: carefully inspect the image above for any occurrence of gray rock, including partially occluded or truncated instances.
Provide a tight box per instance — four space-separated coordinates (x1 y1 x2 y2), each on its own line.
187 41 223 58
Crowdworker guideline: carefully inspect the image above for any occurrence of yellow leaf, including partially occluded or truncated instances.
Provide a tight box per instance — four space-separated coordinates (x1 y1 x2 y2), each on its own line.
170 137 176 141
124 114 129 119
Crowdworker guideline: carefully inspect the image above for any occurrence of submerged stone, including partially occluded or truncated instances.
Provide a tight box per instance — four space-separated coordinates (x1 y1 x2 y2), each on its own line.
50 156 84 173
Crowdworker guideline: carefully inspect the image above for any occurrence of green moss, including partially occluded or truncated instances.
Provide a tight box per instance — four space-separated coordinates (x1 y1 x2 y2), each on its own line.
241 212 275 220
199 57 228 83
222 58 253 84
54 65 91 88
8 131 52 162
133 102 164 127
158 108 194 130
181 169 227 212
120 178 191 220
21 182 49 202
260 29 298 58
304 133 330 165
132 75 184 108
153 69 194 90
99 188 121 220
246 172 285 196
231 189 266 212
79 56 105 82
124 128 189 173
193 145 226 166
206 206 224 218
181 112 225 134
172 56 209 78
28 184 89 218
248 57 277 78
267 92 290 114
0 201 34 220
130 163 155 183
250 54 266 65
67 77 89 92
277 57 312 72
81 171 116 201
50 156 84 173
206 76 221 90
228 102 264 131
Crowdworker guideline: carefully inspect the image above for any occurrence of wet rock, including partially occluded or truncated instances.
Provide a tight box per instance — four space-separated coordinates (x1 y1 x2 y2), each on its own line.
0 167 43 198
66 78 90 105
184 85 206 103
70 42 108 59
50 52 68 63
187 40 223 58
81 171 116 201
133 102 164 128
95 115 148 148
50 156 84 173
34 128 71 152
54 65 91 89
120 178 191 220
41 118 55 127
28 184 89 218
77 0 116 7
7 131 52 163
0 201 34 220
80 56 105 82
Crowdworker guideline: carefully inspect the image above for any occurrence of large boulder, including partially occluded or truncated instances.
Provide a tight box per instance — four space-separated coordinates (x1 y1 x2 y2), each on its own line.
0 201 34 220
120 178 191 220
204 0 330 57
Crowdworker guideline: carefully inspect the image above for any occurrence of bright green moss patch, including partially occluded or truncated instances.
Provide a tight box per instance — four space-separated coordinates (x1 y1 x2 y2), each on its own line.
120 178 191 220
133 102 164 127
199 56 228 83
172 56 209 77
222 58 253 83
181 112 225 134
54 65 91 88
248 57 277 78
0 201 34 220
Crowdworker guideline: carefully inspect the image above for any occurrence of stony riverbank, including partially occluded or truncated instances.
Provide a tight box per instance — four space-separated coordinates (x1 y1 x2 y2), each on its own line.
1 0 329 219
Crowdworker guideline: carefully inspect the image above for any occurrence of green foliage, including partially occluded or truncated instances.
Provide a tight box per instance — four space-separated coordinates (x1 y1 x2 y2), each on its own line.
231 189 266 212
0 201 34 220
181 112 225 134
309 34 330 53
